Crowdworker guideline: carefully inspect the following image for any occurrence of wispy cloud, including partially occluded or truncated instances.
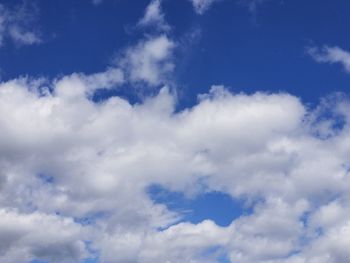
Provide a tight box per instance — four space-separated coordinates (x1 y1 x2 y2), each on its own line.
116 35 176 86
0 1 42 47
190 0 219 14
239 0 270 14
138 0 170 32
308 45 350 73
189 0 273 15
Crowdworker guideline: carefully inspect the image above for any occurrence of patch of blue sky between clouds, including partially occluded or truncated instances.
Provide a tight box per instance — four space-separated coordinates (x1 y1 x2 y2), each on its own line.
74 212 109 226
148 184 250 227
37 173 54 184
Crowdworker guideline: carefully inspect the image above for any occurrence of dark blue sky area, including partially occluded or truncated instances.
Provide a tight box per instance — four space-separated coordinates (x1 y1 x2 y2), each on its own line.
1 0 350 105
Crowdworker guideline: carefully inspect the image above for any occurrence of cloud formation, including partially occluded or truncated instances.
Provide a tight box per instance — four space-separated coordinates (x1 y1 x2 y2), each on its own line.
2 1 350 263
117 35 176 86
0 1 42 46
2 73 350 262
189 0 219 14
138 0 170 31
189 0 271 15
0 209 87 263
308 46 350 73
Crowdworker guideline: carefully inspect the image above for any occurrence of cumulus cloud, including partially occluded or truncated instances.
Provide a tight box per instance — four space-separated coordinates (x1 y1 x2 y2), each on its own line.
1 2 350 261
44 34 174 93
2 73 350 262
54 68 124 98
0 209 87 263
0 1 42 46
138 0 170 31
308 46 350 73
98 220 229 263
117 35 176 86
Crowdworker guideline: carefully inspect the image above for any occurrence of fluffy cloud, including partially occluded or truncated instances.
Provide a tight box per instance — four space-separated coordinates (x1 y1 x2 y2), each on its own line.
308 46 350 73
2 3 350 262
54 68 124 97
2 72 350 262
117 35 176 86
98 220 229 263
2 0 350 262
46 34 175 92
0 209 87 263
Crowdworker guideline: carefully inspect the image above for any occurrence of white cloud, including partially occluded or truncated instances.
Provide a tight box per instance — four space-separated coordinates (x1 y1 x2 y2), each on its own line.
0 209 87 263
227 198 308 262
117 35 176 86
2 73 350 262
53 68 124 98
98 220 229 263
308 46 350 73
190 0 219 14
0 1 42 46
138 0 170 31
189 0 272 15
4 1 350 262
8 25 41 45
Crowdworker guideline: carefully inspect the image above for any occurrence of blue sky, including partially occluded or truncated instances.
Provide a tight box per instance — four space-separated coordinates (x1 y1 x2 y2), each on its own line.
2 0 350 263
2 0 350 103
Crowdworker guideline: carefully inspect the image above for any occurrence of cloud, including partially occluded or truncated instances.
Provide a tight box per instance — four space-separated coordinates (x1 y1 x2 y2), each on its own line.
189 0 272 15
138 0 170 31
7 25 41 45
0 209 87 263
117 35 176 86
98 220 229 263
53 68 124 98
190 0 219 14
308 46 350 73
0 7 6 45
2 72 350 262
0 1 42 46
1 3 350 261
40 34 174 94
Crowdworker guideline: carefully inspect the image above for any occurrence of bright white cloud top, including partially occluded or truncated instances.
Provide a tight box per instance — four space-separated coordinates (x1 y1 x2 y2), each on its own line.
1 0 350 263
2 72 350 262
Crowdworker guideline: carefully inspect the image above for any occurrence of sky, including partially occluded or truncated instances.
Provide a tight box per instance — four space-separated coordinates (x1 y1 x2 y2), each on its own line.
1 0 350 262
